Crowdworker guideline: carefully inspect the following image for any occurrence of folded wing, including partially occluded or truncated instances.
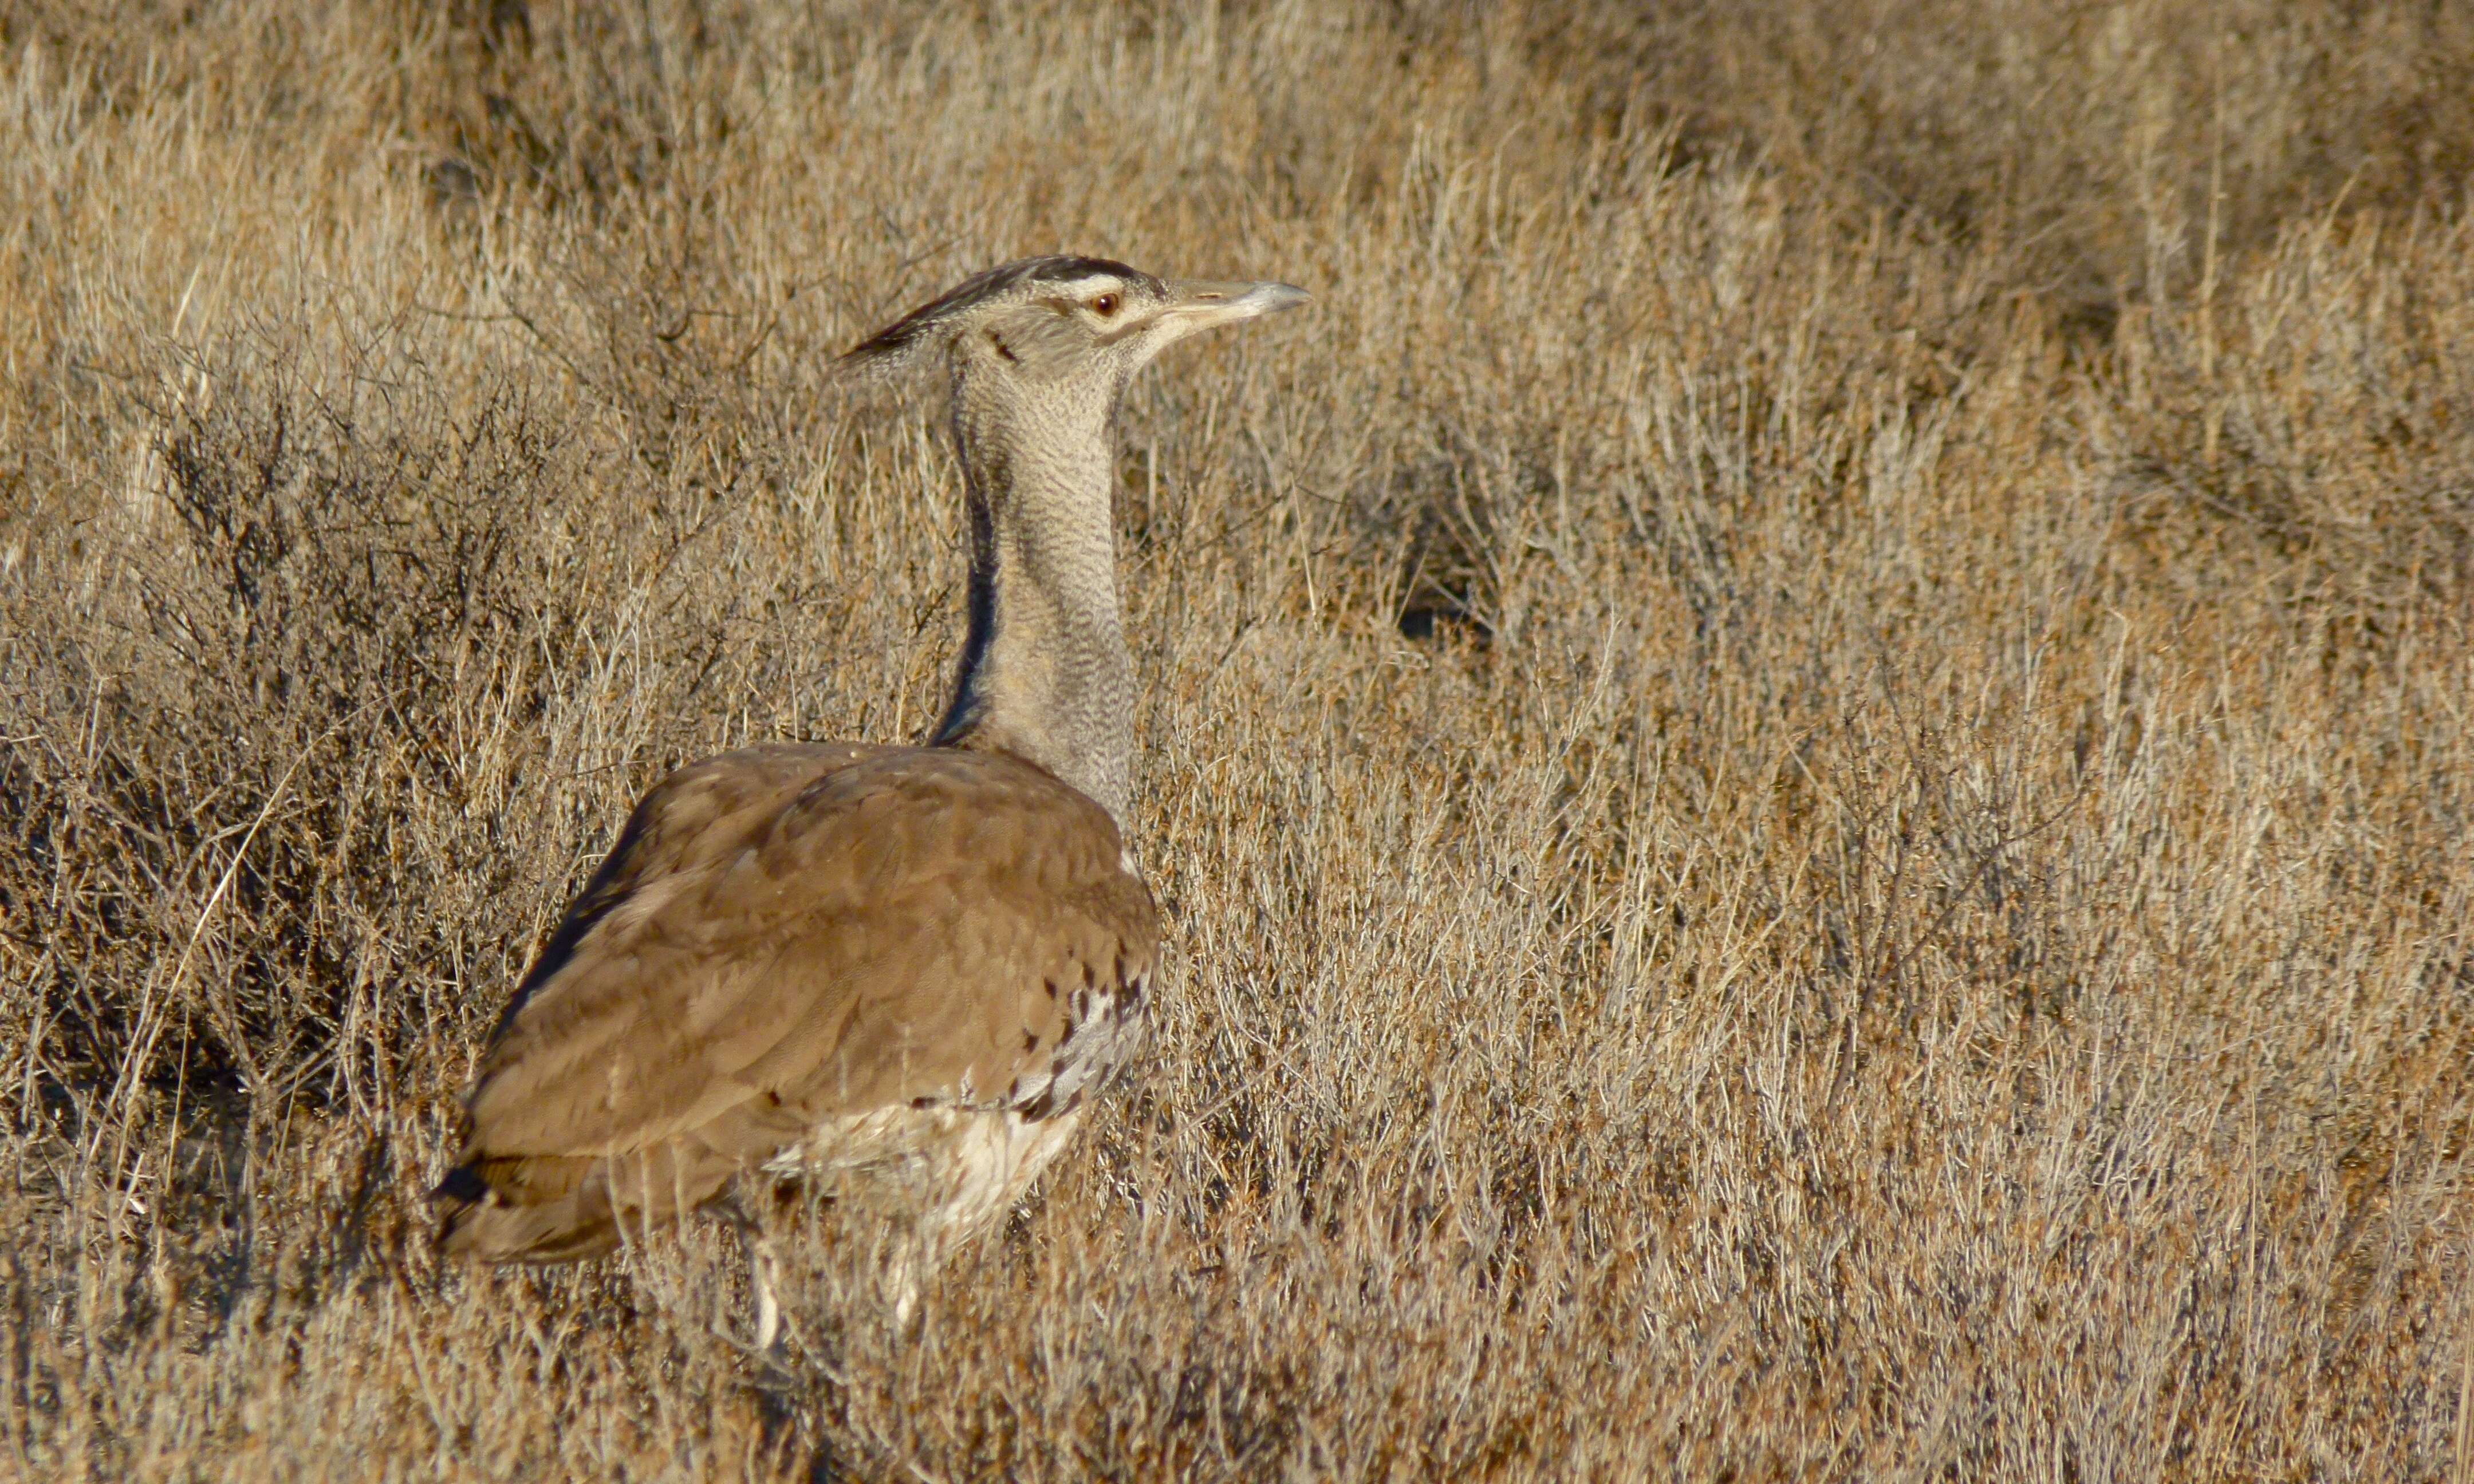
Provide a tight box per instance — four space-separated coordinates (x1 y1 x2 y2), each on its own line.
431 743 1157 1262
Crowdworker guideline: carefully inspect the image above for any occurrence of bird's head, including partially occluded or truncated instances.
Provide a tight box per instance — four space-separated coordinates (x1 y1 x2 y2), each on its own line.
838 255 1308 406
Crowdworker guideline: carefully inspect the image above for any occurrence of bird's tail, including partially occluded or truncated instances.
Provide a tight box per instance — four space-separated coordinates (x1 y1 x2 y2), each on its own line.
428 1148 731 1264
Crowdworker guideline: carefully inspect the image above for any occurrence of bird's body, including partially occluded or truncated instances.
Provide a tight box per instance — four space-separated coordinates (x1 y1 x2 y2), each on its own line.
431 256 1305 1314
433 743 1154 1266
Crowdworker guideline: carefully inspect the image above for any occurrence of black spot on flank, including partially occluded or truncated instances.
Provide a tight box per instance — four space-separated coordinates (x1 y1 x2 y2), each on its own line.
988 330 1018 362
431 1165 488 1204
1082 963 1098 988
910 1095 939 1110
1023 1028 1040 1052
1042 978 1059 1000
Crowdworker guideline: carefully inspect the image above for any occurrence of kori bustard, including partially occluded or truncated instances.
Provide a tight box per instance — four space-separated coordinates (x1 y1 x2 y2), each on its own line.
431 256 1307 1327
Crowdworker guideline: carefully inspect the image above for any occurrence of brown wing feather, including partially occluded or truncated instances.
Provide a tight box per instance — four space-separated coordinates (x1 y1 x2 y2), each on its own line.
431 743 1156 1262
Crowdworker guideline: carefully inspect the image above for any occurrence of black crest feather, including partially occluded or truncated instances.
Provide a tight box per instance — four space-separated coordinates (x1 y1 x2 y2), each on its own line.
838 255 1152 374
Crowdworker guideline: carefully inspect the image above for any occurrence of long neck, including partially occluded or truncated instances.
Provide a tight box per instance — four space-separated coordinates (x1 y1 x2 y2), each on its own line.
929 382 1136 823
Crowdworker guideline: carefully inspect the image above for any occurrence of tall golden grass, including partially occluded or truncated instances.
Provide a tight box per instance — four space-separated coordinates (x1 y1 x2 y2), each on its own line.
3 2 2471 1477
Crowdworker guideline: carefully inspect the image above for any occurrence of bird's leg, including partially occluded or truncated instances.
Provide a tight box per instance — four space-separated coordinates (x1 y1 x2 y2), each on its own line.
750 1240 782 1353
885 1253 921 1333
712 1194 787 1357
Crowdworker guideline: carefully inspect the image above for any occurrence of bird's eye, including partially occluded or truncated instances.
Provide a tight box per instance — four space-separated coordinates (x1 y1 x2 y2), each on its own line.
1090 293 1120 317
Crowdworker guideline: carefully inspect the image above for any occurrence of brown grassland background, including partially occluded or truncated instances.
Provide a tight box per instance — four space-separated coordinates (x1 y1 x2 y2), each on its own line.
4 1 2473 1478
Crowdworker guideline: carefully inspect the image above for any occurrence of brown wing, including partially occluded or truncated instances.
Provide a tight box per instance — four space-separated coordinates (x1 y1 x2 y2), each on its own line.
430 743 1157 1262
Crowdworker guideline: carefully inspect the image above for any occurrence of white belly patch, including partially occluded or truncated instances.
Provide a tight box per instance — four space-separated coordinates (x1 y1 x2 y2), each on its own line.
761 1104 1084 1241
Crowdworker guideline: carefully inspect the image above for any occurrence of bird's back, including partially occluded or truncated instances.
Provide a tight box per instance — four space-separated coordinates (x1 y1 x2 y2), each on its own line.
432 741 1157 1264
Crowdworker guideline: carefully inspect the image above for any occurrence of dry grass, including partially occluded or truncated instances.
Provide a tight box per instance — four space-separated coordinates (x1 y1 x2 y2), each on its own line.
3 1 2471 1478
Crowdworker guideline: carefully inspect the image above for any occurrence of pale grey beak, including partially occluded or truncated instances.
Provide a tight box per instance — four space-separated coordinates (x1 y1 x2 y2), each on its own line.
1159 279 1313 331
